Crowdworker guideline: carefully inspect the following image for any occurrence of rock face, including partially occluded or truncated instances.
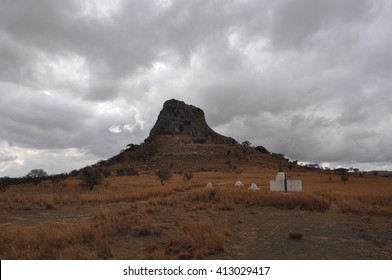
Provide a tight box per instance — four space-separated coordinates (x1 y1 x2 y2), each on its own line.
145 99 237 144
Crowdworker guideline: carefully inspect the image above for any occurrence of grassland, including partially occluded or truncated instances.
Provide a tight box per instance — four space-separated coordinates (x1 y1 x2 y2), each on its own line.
0 164 391 259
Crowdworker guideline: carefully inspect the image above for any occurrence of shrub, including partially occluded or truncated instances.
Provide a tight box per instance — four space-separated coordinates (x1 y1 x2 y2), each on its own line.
182 172 193 182
242 141 252 147
288 232 303 240
165 218 225 259
0 179 11 192
255 145 270 154
101 169 111 177
80 170 103 190
155 170 172 186
340 174 349 184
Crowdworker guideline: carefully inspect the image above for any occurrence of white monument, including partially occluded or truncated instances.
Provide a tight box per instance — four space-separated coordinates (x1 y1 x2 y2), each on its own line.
249 183 260 190
234 180 244 187
270 171 302 192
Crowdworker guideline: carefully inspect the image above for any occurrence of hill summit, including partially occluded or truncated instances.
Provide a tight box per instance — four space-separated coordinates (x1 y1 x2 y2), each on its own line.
107 99 287 172
145 99 236 144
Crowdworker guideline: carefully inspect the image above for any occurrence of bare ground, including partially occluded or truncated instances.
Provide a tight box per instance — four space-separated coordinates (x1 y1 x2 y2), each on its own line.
85 200 391 259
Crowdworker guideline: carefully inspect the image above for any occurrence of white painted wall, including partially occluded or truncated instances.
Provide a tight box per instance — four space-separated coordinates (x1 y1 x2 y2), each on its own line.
269 172 302 192
270 180 285 191
287 179 302 192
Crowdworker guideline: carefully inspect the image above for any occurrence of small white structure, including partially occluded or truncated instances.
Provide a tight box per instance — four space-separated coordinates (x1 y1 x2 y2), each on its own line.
206 182 213 188
270 172 302 192
234 180 244 187
270 172 286 192
276 172 286 181
287 179 302 192
249 183 260 190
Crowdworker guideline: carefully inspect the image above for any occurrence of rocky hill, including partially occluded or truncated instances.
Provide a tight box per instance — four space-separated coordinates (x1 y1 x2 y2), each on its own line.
105 99 293 173
145 99 237 144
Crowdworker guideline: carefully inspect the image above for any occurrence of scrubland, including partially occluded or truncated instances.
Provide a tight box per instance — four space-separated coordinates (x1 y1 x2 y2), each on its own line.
0 169 391 259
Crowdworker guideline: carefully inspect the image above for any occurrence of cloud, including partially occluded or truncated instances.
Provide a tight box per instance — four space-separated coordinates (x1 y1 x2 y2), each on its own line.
0 151 17 163
1 0 392 176
268 0 378 49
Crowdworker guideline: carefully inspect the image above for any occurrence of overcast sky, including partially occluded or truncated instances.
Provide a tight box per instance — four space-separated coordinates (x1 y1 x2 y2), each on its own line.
1 0 392 177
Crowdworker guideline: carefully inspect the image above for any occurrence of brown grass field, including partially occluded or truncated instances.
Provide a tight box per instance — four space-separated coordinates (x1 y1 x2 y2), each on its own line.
0 139 391 259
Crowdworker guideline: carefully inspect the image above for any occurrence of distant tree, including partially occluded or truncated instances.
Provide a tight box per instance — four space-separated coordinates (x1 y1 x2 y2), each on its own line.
95 160 106 167
70 169 79 176
155 169 172 186
0 177 12 192
334 168 349 175
333 168 349 184
80 170 103 190
25 169 48 179
50 175 62 188
242 141 252 147
255 145 270 154
290 160 299 167
25 169 48 185
307 163 320 170
126 143 139 151
340 173 349 184
272 153 287 160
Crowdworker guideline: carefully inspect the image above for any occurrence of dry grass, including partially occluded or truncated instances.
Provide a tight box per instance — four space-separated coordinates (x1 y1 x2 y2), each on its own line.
149 249 169 260
0 207 143 259
0 180 79 209
326 192 392 216
0 219 111 259
185 188 331 212
0 177 175 211
161 218 225 259
1 166 391 259
77 184 174 204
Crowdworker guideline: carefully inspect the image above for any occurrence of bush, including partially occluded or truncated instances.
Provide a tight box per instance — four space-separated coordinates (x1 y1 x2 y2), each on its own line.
256 145 270 154
182 172 193 182
155 170 172 186
288 232 303 240
340 174 349 184
101 169 111 178
0 177 12 192
242 141 251 147
80 170 103 190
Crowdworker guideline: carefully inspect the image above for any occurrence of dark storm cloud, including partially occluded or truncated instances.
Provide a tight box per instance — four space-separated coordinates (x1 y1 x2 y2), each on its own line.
1 0 391 176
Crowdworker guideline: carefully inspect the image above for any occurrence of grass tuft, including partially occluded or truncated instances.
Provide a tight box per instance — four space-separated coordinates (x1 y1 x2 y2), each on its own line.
288 232 303 240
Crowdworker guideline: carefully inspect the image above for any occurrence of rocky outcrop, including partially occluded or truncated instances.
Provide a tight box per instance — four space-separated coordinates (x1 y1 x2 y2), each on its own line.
145 99 237 144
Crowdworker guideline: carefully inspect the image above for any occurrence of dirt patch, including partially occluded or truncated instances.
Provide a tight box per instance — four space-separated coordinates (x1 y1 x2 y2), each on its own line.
106 202 392 259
